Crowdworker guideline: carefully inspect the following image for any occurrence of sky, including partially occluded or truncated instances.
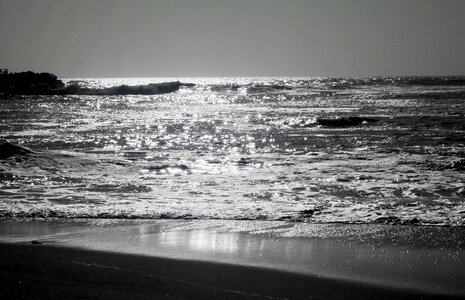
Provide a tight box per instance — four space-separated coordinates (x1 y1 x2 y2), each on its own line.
0 0 464 77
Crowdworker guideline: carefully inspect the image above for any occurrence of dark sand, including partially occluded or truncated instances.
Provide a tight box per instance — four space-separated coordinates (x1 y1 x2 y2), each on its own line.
1 219 464 299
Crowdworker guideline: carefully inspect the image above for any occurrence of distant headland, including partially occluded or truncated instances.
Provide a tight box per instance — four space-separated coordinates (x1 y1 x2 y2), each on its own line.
0 70 193 95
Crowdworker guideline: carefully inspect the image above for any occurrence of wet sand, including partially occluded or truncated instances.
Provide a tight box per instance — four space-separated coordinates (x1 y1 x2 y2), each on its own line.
1 219 464 299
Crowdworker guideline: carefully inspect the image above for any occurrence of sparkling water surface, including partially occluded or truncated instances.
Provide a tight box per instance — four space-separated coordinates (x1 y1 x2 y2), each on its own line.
1 77 464 225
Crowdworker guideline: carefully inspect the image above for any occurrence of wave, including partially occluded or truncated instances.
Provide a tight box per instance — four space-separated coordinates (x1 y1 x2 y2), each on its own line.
64 81 195 95
208 83 293 94
1 208 462 226
202 76 465 95
323 76 465 88
394 76 465 86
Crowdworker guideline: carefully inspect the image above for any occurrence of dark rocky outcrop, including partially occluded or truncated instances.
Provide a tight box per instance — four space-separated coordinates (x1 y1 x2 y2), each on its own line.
0 71 65 95
0 142 33 159
147 164 190 172
317 116 379 127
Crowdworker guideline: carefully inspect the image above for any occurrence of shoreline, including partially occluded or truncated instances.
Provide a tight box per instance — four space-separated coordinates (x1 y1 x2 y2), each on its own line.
2 243 461 300
1 219 464 299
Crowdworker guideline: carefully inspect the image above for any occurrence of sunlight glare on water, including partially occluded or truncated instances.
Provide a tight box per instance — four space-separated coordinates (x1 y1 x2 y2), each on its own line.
1 77 465 225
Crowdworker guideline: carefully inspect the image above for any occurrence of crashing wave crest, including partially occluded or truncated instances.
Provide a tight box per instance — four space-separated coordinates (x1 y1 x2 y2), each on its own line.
65 81 194 95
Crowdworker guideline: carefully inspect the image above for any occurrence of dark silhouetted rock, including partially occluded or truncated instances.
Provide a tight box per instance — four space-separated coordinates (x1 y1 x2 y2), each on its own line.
147 164 189 171
0 71 65 95
299 208 321 217
0 142 32 159
374 216 402 225
317 116 379 127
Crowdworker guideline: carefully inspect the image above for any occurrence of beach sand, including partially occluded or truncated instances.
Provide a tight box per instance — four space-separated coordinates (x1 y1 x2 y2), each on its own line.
1 219 464 299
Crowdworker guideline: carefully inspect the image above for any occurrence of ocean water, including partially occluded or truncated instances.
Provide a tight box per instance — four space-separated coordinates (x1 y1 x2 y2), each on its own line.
1 77 464 225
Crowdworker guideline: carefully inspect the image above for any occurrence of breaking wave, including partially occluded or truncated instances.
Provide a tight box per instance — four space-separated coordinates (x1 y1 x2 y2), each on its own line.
59 76 465 96
199 76 465 95
64 81 195 95
1 141 464 225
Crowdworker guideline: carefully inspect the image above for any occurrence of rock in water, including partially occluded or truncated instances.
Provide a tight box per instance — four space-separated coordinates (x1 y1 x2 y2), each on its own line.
317 116 379 127
0 142 32 159
0 71 65 95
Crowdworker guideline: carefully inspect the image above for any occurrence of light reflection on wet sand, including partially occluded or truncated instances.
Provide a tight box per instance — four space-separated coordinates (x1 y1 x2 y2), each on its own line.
1 219 464 296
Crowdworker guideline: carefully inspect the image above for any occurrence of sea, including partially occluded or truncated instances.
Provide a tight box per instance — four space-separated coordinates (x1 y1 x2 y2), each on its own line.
1 77 464 226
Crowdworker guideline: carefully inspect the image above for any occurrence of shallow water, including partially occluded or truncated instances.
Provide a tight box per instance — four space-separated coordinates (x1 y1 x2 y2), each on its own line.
1 77 464 225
